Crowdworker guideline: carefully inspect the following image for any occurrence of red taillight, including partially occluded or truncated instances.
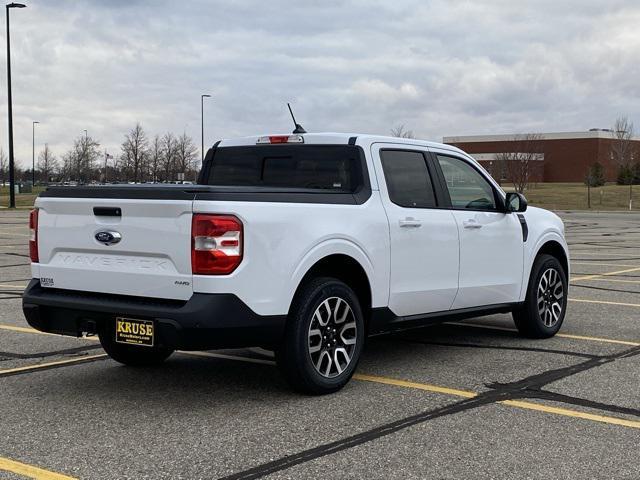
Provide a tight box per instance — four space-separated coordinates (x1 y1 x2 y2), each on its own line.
191 214 243 275
29 208 39 263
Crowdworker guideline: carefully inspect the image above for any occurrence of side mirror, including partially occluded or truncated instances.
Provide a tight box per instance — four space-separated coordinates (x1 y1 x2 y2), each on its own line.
505 192 528 213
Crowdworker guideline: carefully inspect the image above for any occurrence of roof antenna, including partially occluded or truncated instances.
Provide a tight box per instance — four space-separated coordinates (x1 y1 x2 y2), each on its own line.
287 103 307 134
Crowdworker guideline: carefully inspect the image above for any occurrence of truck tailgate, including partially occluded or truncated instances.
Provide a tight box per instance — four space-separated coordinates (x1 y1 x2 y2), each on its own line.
35 196 193 300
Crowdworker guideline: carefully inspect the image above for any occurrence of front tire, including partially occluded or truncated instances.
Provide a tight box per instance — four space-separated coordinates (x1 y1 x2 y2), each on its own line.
513 254 568 338
277 277 365 395
99 329 173 367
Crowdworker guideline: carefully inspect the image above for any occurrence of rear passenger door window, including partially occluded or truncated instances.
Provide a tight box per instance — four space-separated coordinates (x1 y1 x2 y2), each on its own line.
380 150 436 208
436 155 497 211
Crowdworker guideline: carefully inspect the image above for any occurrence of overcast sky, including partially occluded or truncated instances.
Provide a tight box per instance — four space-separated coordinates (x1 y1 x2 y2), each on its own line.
2 0 640 168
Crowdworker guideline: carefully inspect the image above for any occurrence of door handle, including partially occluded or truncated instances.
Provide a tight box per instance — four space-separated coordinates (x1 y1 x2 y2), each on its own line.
399 218 422 228
463 219 482 229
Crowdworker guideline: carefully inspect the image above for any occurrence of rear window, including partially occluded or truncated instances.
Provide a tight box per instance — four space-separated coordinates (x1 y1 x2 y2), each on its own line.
205 145 364 192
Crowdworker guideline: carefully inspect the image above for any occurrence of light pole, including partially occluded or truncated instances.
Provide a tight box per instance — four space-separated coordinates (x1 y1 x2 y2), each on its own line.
104 151 112 184
31 120 38 185
201 94 211 163
5 2 26 208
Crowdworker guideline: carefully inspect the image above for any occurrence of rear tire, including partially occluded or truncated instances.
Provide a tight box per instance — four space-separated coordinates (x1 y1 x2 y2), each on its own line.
277 277 365 395
513 254 567 338
99 329 173 367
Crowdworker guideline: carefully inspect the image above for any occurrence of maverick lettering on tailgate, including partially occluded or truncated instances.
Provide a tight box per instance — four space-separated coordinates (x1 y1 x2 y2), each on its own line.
115 318 154 347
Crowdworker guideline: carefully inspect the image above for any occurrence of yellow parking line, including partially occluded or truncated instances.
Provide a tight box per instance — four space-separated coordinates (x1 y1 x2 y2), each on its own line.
571 266 640 281
555 333 639 347
571 262 640 268
446 322 640 347
0 324 99 341
0 457 77 480
501 400 640 429
0 283 27 289
356 373 640 430
353 373 477 398
572 277 640 284
0 354 107 376
0 324 51 335
569 298 640 308
0 231 28 237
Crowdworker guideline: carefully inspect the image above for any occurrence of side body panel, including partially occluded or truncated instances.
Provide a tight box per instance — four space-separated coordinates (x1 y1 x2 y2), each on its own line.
368 143 460 316
191 193 390 316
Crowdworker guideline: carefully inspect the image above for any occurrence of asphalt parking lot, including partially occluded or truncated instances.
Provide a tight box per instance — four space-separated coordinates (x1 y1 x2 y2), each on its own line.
0 209 638 479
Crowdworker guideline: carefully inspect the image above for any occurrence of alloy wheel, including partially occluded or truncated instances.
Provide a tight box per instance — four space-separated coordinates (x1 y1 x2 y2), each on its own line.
307 297 357 378
537 267 564 327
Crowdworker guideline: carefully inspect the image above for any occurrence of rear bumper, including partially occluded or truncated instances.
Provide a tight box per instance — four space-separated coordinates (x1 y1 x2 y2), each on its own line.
22 279 286 350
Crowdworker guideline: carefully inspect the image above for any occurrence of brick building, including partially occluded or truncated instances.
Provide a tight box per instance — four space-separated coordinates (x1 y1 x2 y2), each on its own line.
443 130 640 183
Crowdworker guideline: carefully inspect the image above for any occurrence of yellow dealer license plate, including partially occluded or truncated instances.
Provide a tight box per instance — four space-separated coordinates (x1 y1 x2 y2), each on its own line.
115 318 154 347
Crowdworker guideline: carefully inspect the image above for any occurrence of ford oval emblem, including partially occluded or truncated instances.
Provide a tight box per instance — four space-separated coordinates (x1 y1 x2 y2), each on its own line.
95 230 122 246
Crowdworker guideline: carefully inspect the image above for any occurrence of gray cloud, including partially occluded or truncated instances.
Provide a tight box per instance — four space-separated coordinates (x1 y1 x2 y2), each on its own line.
2 0 640 168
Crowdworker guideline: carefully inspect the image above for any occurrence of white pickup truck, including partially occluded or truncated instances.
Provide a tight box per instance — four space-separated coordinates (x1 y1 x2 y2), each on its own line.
23 133 569 394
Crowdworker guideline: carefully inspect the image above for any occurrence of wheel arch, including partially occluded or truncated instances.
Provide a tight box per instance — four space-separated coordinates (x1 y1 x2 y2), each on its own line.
520 235 570 301
288 253 373 328
536 240 569 277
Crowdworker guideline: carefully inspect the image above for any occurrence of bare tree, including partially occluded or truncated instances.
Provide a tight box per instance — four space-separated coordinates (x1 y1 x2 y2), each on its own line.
161 132 177 182
495 134 544 193
59 151 74 182
148 135 162 183
611 116 635 209
0 147 7 186
390 124 415 139
611 116 634 168
111 155 123 183
65 134 100 183
37 144 57 183
120 123 149 183
49 127 214 184
174 132 198 180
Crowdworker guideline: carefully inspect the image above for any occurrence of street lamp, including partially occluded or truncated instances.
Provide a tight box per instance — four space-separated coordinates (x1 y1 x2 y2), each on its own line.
104 151 112 184
5 2 26 208
201 94 211 163
32 120 39 185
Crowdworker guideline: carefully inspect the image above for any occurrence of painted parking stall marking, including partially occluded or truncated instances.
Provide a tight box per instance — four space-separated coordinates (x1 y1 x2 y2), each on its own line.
0 456 77 480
